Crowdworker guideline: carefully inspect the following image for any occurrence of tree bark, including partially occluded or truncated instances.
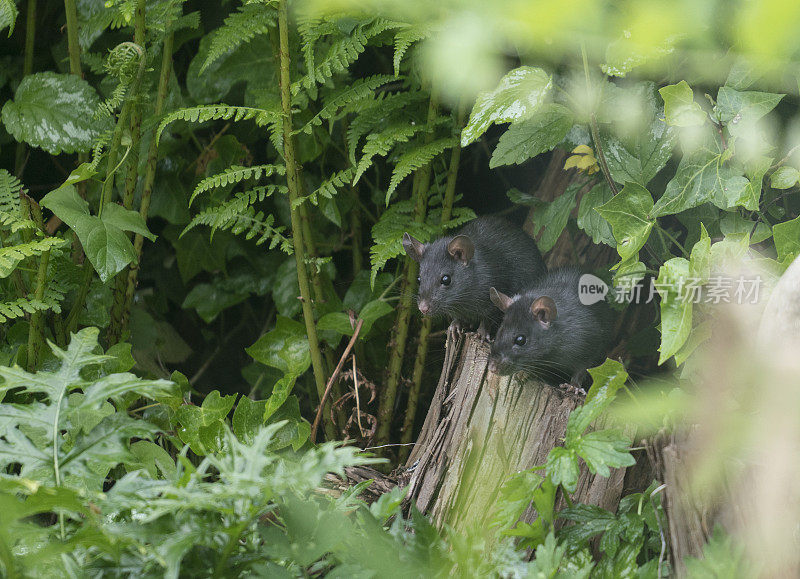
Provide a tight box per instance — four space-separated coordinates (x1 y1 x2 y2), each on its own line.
403 332 641 533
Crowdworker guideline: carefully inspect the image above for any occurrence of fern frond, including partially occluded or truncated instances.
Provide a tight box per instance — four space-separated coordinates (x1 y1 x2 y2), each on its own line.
0 211 36 233
292 168 355 209
393 24 431 76
346 91 427 162
200 3 277 73
353 123 427 185
0 0 19 38
0 169 22 215
297 14 338 87
156 104 281 145
0 238 67 279
183 202 291 252
190 165 286 205
0 286 66 323
385 137 457 204
299 75 397 135
370 201 475 286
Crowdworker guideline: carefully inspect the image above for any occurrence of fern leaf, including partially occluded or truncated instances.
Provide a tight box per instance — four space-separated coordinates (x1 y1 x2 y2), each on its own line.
0 0 18 37
156 104 280 145
0 169 22 214
200 3 277 73
0 238 67 279
393 24 430 76
299 75 397 135
353 123 426 185
385 137 457 204
0 286 66 323
297 15 338 87
346 91 427 163
190 165 286 206
0 211 35 233
292 168 355 209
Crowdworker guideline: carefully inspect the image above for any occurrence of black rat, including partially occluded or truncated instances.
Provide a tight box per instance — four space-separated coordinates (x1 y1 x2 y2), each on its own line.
403 216 546 339
487 267 614 393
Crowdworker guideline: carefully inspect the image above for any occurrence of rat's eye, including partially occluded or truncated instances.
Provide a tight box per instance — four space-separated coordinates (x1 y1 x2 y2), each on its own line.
441 274 451 286
416 276 421 283
514 335 527 346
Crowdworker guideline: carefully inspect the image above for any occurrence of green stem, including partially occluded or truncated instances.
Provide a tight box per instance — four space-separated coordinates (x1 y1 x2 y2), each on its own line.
277 0 329 436
581 44 618 196
108 0 146 345
123 31 174 333
26 198 50 371
375 94 439 447
63 0 82 77
14 0 37 177
399 104 464 460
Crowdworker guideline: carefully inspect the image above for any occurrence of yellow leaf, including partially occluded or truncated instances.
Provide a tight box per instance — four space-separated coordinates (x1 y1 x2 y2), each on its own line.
572 144 594 155
564 155 582 170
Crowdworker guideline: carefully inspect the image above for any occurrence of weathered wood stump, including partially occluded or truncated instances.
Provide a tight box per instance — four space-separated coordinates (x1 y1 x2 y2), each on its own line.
403 331 639 533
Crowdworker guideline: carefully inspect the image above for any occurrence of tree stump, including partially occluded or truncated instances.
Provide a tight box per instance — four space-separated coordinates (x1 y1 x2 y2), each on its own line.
404 331 641 533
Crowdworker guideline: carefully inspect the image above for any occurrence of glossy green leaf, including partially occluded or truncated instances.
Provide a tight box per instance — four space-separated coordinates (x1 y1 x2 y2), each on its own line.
715 87 783 136
489 103 573 168
657 257 692 364
595 182 654 261
577 182 615 246
659 81 706 127
102 203 157 242
246 316 311 376
585 358 629 405
1 72 110 154
773 216 800 265
175 390 237 455
461 66 553 147
770 166 799 189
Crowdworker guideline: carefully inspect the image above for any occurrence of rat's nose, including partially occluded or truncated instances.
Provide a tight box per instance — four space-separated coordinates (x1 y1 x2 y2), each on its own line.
418 300 431 315
488 359 498 373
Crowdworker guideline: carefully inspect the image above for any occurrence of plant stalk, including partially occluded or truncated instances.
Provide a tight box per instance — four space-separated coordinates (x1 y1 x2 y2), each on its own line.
14 0 37 177
63 0 82 77
26 197 50 371
375 95 438 447
277 0 332 440
399 105 464 459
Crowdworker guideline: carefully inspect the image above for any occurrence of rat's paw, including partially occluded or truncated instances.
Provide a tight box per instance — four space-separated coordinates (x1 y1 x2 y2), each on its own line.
447 320 464 337
476 321 492 343
558 383 587 397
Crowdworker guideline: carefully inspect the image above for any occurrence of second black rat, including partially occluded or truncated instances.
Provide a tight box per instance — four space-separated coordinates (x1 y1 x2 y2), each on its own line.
487 268 614 392
403 216 546 339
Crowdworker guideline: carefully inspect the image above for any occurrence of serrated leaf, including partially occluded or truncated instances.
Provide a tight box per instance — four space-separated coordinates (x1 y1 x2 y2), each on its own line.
595 182 654 261
528 182 578 252
489 103 573 168
577 183 615 246
1 72 110 154
545 446 579 494
659 81 706 127
461 66 553 147
386 137 456 204
574 429 635 478
246 316 311 376
657 257 692 364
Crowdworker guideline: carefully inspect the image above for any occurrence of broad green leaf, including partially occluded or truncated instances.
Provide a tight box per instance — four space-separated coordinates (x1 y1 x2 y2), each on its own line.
659 81 706 127
688 224 711 283
1 72 110 155
715 87 783 136
246 316 311 376
574 429 635 478
545 447 579 494
652 136 748 217
770 166 799 189
127 440 178 480
263 374 297 422
612 258 646 289
577 182 615 246
657 257 692 364
175 390 237 455
595 182 654 261
735 156 772 211
489 103 573 168
585 358 629 405
725 59 761 91
182 282 249 324
601 29 675 78
719 213 772 244
102 204 157 242
490 469 544 532
265 395 310 451
317 312 354 336
773 216 800 265
674 319 712 367
461 66 552 146
528 182 579 252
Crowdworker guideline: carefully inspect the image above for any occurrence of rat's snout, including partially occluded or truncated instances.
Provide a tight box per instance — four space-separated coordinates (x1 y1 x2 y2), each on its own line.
488 355 510 375
488 358 499 373
418 299 431 315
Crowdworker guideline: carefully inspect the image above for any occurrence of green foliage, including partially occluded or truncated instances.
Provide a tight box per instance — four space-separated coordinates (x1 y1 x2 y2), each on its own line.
0 0 17 37
489 103 574 168
200 2 277 73
156 104 281 145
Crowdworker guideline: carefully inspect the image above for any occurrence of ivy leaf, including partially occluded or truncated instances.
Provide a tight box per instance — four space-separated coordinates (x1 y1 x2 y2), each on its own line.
489 104 573 168
246 316 311 376
127 440 178 480
175 390 237 455
1 72 110 155
528 182 579 252
657 257 692 364
659 81 706 127
585 358 629 405
714 87 783 136
770 166 799 189
545 447 579 494
595 182 654 262
232 396 267 444
719 213 772 244
773 216 800 265
461 66 552 147
688 224 712 283
652 136 748 217
577 182 615 246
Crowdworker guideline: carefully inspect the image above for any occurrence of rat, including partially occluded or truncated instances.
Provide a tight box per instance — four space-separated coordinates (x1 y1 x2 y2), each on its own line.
403 216 546 340
487 267 614 394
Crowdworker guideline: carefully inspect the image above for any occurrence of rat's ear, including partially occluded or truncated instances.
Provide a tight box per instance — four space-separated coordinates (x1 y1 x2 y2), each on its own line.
531 296 557 327
489 287 514 312
402 233 425 262
447 235 474 263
